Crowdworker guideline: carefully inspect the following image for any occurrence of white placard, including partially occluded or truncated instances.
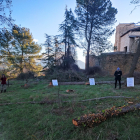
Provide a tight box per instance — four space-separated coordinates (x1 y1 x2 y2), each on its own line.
89 78 95 85
127 77 134 87
52 79 58 86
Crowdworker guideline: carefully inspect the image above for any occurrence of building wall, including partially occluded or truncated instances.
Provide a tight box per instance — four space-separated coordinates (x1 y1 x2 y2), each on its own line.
114 23 136 51
114 23 140 52
120 34 130 52
88 52 140 75
120 31 140 52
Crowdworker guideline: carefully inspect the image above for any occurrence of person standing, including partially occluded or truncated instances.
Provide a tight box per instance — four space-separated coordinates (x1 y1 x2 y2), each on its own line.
1 74 7 93
114 67 122 89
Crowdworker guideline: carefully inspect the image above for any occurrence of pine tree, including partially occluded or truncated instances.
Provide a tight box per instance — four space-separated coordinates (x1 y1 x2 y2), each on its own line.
59 8 78 57
0 25 42 75
59 8 78 69
75 0 117 72
42 34 54 69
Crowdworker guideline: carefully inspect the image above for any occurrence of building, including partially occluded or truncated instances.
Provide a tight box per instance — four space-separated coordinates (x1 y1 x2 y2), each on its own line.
114 23 140 53
86 23 140 75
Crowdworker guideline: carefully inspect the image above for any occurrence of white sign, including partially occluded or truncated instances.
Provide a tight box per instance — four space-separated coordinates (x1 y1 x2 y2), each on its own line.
52 79 58 86
89 78 95 85
127 77 134 87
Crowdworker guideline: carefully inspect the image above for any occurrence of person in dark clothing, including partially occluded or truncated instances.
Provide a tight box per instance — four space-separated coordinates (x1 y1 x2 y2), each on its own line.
114 67 122 89
1 74 7 93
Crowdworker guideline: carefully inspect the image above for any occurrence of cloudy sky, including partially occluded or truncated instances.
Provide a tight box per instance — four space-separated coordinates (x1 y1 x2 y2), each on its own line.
6 0 140 68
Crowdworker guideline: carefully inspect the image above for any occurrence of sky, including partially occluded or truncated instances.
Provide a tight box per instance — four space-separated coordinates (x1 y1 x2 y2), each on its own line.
6 0 140 68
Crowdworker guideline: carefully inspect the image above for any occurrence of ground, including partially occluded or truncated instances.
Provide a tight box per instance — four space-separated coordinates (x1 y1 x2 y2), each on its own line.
0 78 140 140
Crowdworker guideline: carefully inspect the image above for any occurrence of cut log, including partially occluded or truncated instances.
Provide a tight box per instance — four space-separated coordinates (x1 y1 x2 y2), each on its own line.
96 81 124 84
72 103 140 127
59 81 124 85
59 82 85 85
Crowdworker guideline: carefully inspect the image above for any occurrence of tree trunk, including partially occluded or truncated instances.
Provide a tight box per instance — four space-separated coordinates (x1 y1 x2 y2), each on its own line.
20 46 24 73
86 47 90 73
72 103 140 127
85 20 93 73
128 39 140 77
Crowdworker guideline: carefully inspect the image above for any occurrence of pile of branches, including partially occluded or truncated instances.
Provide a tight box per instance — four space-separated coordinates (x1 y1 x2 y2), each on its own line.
46 69 87 82
72 103 140 128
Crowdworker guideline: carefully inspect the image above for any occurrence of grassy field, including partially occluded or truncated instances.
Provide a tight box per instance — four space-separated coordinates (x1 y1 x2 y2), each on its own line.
0 78 140 140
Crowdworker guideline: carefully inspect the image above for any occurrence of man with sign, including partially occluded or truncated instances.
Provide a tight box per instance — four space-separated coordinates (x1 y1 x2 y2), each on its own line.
114 67 122 89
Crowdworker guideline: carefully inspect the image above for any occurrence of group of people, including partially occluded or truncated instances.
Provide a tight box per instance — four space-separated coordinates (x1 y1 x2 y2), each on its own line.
0 68 122 93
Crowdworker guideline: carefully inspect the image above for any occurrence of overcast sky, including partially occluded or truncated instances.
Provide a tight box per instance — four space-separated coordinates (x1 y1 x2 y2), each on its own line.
7 0 140 65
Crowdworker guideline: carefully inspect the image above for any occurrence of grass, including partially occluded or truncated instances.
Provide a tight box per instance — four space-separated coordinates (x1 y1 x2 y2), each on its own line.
0 78 140 140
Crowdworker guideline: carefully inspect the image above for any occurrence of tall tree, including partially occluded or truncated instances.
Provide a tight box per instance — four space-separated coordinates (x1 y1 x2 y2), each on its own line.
59 8 78 57
42 34 54 69
53 36 62 66
75 0 117 72
42 34 63 70
1 25 42 74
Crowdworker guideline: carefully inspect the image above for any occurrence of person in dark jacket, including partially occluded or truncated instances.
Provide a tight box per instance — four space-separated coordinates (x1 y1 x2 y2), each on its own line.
114 67 122 89
1 74 7 93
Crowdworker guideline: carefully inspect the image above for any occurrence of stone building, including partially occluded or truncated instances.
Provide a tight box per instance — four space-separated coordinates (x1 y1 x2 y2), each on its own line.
87 23 140 75
114 23 140 53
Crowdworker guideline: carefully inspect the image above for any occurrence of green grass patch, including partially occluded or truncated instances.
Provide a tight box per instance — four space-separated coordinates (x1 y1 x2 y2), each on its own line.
0 79 140 140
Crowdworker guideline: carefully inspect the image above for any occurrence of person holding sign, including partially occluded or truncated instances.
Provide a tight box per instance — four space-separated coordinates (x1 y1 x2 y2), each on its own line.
114 67 122 89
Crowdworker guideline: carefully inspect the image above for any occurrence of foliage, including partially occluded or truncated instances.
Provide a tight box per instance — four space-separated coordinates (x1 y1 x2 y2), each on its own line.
16 72 34 80
88 66 102 75
46 69 87 82
42 34 63 70
75 0 117 72
130 0 140 4
0 0 14 29
0 25 42 76
59 8 78 57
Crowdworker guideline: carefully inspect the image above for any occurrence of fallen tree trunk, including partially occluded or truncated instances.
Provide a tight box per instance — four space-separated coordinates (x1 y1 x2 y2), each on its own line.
72 103 140 127
0 96 132 106
59 82 85 85
81 96 132 102
96 81 124 84
59 81 124 85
